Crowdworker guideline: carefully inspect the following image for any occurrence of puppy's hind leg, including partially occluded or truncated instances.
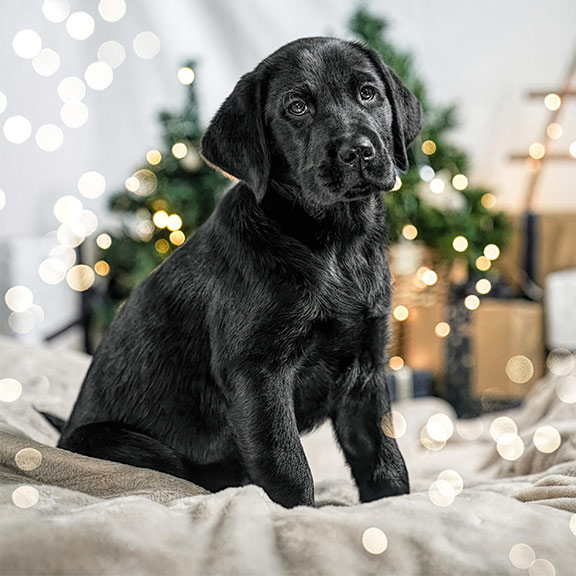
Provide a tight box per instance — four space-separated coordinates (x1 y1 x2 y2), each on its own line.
58 422 244 492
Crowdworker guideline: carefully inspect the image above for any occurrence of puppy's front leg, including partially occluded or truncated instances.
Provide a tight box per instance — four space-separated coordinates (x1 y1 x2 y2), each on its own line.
332 371 409 502
230 371 315 508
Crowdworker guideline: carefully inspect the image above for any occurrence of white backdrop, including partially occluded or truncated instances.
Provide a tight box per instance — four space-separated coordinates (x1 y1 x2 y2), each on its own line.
0 0 575 342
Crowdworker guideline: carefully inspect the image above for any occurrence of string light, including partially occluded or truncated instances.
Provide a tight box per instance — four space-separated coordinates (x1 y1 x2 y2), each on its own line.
484 244 500 260
66 265 95 291
451 174 468 190
393 305 409 322
78 171 106 199
452 236 468 252
546 123 563 140
146 149 162 165
435 322 450 338
421 140 437 155
169 230 185 246
429 178 445 194
544 93 562 111
464 295 480 310
476 256 491 271
528 143 545 160
389 356 404 371
94 260 110 276
166 214 182 231
178 67 195 85
402 224 418 240
155 239 169 254
133 31 161 59
153 210 169 228
475 279 492 294
172 142 188 159
481 193 496 209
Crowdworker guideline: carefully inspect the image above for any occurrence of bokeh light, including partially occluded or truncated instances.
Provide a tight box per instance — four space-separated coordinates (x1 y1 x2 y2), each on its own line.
421 140 437 155
419 165 435 182
169 230 185 246
133 31 161 59
96 233 112 250
381 410 407 439
556 376 576 404
42 0 70 23
428 479 455 507
60 101 89 128
12 486 39 508
172 142 188 159
570 141 576 159
497 433 524 461
528 143 546 160
422 269 438 286
78 171 106 199
153 210 169 228
15 448 43 471
476 256 492 272
452 174 468 190
402 224 418 240
0 378 23 402
475 279 492 295
125 176 139 193
481 193 496 209
54 195 83 223
484 244 500 260
533 426 561 454
456 418 483 440
3 115 32 144
66 265 95 291
391 176 402 192
32 48 60 77
393 305 409 322
546 123 563 140
57 222 85 248
430 178 445 194
155 239 170 254
98 0 127 22
57 77 86 102
178 67 195 85
490 416 517 441
35 124 64 151
9 310 36 334
426 413 454 442
94 260 110 276
544 93 562 111
5 286 33 312
39 258 67 285
132 169 157 196
452 236 468 252
434 322 450 338
389 356 404 371
362 527 388 555
529 558 556 576
167 214 183 231
464 295 480 311
13 30 42 59
79 209 98 236
85 62 113 90
66 12 95 40
506 355 534 384
50 245 76 268
420 426 446 451
97 40 126 69
147 149 162 165
546 348 575 376
437 469 463 495
509 543 536 570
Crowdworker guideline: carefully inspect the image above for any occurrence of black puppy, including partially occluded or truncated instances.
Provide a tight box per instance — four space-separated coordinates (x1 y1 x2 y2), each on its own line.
58 37 422 508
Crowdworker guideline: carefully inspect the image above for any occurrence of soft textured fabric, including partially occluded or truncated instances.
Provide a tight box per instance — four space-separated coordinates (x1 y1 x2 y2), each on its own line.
1 336 575 575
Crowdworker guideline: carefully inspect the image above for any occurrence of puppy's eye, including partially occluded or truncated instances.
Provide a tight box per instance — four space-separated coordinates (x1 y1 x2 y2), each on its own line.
359 86 376 101
287 99 308 116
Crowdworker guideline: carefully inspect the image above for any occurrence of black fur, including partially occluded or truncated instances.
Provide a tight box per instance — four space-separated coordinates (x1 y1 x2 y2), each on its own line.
58 37 422 508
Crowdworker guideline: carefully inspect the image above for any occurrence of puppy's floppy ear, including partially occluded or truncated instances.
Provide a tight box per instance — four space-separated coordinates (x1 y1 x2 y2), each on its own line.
360 46 422 172
201 70 270 202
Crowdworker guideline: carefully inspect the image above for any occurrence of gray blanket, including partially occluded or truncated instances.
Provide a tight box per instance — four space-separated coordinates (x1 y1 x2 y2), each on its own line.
1 336 575 575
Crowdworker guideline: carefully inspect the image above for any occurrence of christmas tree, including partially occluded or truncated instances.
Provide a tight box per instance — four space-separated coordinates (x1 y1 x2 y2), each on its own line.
350 8 512 278
91 62 227 335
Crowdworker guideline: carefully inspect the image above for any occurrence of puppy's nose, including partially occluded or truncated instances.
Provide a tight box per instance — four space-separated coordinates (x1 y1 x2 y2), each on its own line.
338 136 376 165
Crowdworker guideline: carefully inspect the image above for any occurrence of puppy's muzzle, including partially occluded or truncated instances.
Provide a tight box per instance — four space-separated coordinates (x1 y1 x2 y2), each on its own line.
337 135 377 166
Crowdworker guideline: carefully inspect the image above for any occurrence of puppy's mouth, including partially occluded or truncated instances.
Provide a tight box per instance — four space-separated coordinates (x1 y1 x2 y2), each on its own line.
341 176 396 201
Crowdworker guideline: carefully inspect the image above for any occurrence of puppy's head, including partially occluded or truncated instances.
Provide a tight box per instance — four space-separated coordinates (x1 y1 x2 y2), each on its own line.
201 37 422 206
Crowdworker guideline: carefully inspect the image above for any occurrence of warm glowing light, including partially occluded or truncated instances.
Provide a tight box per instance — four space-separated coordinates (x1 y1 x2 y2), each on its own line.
430 178 445 194
452 174 468 190
497 433 524 461
169 230 186 246
426 414 454 442
391 176 402 191
5 286 33 312
483 244 500 260
464 295 480 311
94 260 110 276
506 355 534 384
528 143 545 160
9 310 36 334
12 486 39 508
544 93 561 111
66 265 95 291
437 469 463 495
570 141 576 159
58 76 86 102
79 210 98 236
132 170 157 196
509 543 536 570
125 176 139 193
3 115 32 144
32 48 60 76
167 214 183 231
78 171 106 199
57 222 85 248
0 91 6 114
85 62 113 90
528 559 556 576
98 0 127 22
556 376 576 404
490 416 517 441
533 426 561 453
42 0 71 23
0 378 23 403
60 101 89 128
475 279 492 295
389 356 404 371
435 322 450 338
393 305 409 322
381 411 407 439
54 195 83 224
97 40 126 69
136 220 154 241
39 258 67 285
15 448 43 471
420 427 446 451
422 269 438 286
50 245 76 268
172 142 188 159
178 67 195 85
146 149 162 165
429 479 455 507
546 123 563 140
452 235 468 252
66 12 95 40
362 527 388 555
13 30 42 59
476 256 491 271
155 239 170 254
456 419 483 440
481 193 496 209
153 210 169 228
36 124 64 151
133 31 161 59
421 140 437 155
96 233 112 250
402 224 418 240
547 348 575 376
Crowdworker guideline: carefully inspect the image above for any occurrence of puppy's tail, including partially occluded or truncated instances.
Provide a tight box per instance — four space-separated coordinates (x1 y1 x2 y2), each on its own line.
36 409 66 432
